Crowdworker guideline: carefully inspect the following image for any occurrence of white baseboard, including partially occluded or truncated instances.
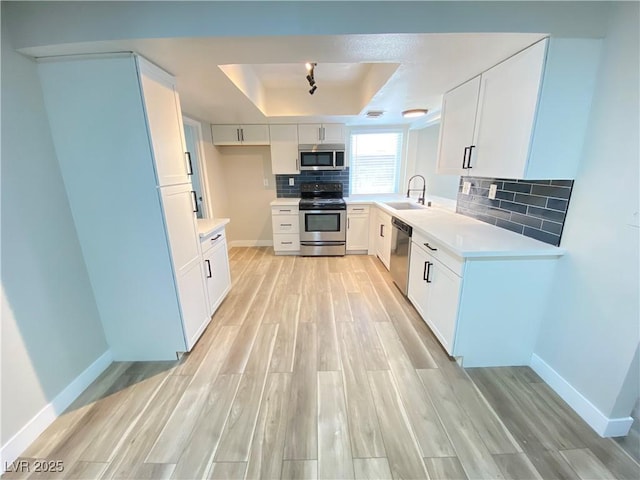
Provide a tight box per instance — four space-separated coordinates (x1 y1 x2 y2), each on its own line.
530 354 633 437
228 240 273 248
0 350 113 467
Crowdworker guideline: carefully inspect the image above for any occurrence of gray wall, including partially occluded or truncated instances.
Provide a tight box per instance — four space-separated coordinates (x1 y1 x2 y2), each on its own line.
534 2 639 420
1 20 108 445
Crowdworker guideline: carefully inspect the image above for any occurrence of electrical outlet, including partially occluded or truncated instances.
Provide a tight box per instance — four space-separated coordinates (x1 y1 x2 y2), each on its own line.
289 178 295 186
263 178 268 187
462 181 471 195
488 184 497 200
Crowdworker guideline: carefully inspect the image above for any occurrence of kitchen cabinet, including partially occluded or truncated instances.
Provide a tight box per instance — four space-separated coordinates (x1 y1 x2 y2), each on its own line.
271 204 300 255
139 68 192 186
406 228 558 367
408 237 462 355
211 124 270 146
200 228 231 317
374 208 392 269
436 76 481 175
38 54 210 360
270 124 299 174
298 123 345 144
436 37 600 179
346 205 370 253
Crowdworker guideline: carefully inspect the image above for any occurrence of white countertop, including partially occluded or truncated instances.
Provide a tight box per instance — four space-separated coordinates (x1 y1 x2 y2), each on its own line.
270 198 301 206
197 218 230 238
271 194 564 259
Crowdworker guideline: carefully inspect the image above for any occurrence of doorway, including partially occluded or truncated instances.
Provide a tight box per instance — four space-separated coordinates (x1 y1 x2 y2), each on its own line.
183 117 211 218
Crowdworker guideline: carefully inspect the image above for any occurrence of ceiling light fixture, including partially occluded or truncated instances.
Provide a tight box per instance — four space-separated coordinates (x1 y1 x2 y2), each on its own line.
305 62 317 95
402 108 429 118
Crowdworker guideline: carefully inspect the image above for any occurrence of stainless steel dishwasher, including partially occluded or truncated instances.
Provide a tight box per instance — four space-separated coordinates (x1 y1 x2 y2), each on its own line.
390 217 413 295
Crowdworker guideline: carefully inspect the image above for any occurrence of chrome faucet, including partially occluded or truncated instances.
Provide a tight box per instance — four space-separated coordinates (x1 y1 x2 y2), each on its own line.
406 174 426 205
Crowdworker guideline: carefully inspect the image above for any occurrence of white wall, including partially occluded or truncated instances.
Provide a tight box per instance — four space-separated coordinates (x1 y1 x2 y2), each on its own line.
409 124 460 200
217 146 276 245
199 121 230 219
534 1 639 428
1 23 108 450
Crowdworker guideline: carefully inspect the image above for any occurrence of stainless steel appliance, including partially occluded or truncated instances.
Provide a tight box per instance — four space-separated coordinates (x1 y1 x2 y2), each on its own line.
298 144 346 171
299 182 346 256
390 216 413 295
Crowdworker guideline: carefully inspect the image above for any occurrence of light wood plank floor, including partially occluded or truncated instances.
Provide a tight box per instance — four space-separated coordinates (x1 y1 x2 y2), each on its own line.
5 247 639 480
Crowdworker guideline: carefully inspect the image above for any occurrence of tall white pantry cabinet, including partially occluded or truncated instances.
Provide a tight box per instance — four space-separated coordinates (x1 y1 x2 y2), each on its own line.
38 54 209 360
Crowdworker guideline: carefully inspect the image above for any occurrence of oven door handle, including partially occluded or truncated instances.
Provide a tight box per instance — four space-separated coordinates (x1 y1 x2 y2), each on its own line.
300 209 346 214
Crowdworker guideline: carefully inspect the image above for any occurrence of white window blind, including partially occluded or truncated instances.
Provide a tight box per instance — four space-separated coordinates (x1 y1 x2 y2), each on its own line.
350 131 403 194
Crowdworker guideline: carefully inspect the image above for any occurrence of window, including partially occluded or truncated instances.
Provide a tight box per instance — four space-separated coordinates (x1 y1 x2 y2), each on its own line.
349 131 403 194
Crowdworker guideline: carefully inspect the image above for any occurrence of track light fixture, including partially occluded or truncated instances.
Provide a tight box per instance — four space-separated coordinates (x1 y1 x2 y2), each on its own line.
305 62 317 95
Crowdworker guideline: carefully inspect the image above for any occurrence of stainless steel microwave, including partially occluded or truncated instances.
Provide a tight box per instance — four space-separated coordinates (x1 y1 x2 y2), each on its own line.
298 144 346 171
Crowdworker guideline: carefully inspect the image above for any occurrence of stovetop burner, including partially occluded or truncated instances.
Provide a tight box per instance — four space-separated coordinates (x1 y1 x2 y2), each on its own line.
299 182 346 210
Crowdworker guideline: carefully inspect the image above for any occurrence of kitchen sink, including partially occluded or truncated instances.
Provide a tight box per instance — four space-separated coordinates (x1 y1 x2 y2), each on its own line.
385 201 426 210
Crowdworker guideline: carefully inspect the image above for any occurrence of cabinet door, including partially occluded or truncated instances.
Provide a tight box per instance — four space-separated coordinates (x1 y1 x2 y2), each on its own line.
240 124 270 145
203 236 231 315
138 61 190 186
471 40 546 178
436 76 481 176
176 260 209 350
322 124 345 144
211 125 241 145
160 184 200 275
408 242 429 317
346 214 369 251
424 256 462 355
210 239 231 311
298 124 321 144
270 124 299 174
375 210 392 269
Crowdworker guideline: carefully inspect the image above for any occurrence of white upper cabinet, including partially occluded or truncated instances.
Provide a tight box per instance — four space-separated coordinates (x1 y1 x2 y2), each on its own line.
138 58 191 186
436 76 481 175
436 37 601 179
471 41 546 178
211 124 270 146
298 123 345 144
269 124 299 174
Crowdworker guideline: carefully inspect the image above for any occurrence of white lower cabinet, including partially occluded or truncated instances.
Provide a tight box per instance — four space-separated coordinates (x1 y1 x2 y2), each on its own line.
176 260 209 350
272 205 300 255
346 205 370 252
408 228 558 367
201 229 231 318
374 208 393 269
408 240 461 355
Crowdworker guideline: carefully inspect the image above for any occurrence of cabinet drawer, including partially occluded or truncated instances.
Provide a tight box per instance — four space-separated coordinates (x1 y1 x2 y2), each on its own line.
347 204 370 215
273 234 300 251
200 229 226 254
272 214 299 234
412 230 464 276
271 206 299 216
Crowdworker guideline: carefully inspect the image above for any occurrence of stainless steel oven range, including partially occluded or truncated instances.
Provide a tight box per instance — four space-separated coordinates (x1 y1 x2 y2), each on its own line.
299 182 346 256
